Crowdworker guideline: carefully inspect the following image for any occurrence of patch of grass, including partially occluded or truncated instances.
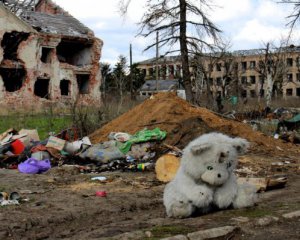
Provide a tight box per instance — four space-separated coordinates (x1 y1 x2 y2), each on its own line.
0 114 72 140
147 225 196 239
228 207 273 218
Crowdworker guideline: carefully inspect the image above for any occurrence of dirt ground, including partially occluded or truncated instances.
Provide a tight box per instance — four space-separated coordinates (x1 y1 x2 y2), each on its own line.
0 151 299 240
1 93 299 239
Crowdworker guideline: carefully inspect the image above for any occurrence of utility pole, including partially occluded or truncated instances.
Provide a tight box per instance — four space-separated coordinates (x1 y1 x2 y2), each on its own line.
129 43 133 99
156 31 159 91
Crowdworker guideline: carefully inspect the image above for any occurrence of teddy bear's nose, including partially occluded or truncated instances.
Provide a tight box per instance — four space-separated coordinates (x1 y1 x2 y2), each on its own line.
217 173 221 178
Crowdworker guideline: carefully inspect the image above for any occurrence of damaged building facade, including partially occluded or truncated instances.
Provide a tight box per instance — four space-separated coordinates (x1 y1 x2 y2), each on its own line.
0 0 102 108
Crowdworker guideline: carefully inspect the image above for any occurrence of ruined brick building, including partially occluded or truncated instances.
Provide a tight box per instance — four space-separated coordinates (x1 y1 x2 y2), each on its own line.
0 0 102 108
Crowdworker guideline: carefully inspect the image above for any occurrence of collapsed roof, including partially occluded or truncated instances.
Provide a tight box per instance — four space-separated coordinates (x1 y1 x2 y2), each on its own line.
0 0 94 39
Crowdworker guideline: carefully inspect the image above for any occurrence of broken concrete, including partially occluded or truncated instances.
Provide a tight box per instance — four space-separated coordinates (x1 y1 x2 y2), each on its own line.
0 0 102 109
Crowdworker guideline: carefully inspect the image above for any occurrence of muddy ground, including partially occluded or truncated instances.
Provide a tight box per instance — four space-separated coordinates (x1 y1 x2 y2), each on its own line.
0 151 299 240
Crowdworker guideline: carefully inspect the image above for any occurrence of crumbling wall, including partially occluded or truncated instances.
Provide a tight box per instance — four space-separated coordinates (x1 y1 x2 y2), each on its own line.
0 3 103 109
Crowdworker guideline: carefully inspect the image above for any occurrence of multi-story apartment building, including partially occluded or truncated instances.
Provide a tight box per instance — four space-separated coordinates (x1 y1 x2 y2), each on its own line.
137 47 300 99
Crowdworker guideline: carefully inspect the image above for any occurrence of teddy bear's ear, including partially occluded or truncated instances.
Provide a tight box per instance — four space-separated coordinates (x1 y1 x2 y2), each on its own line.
191 143 211 155
233 138 249 154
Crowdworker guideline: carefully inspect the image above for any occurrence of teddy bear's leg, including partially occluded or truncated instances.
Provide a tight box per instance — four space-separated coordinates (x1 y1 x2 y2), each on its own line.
163 182 195 218
232 183 257 209
213 174 238 209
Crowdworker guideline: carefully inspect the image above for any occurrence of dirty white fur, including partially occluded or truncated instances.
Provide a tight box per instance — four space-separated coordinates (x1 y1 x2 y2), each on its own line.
163 132 257 218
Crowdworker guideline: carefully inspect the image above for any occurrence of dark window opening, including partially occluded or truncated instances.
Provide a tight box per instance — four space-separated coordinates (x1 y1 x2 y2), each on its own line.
241 90 247 98
216 63 222 71
0 68 26 92
60 79 70 96
297 88 300 97
286 88 293 96
77 74 90 94
41 47 53 63
250 90 256 98
260 89 265 97
1 31 30 60
56 38 93 66
241 62 247 71
250 76 256 84
216 77 222 86
287 58 293 67
34 78 50 99
250 61 256 69
287 73 293 82
241 76 247 84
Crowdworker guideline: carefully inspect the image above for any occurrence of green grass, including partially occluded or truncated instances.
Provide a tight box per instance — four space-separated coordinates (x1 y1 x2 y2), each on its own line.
0 114 72 140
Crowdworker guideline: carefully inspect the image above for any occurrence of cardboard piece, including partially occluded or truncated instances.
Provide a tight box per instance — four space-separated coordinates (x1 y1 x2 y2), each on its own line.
46 136 66 151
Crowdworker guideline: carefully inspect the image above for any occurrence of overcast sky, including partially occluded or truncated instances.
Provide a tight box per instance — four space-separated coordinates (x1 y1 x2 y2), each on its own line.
54 0 299 65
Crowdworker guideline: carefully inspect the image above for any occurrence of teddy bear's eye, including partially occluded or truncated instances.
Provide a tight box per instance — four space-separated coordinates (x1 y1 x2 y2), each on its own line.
207 166 213 170
227 162 232 168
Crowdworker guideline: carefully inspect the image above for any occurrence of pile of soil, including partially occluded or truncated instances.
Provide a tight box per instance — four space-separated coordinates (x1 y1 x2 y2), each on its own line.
89 93 299 155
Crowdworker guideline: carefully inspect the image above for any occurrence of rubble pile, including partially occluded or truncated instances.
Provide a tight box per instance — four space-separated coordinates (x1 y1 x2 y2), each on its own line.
89 93 299 154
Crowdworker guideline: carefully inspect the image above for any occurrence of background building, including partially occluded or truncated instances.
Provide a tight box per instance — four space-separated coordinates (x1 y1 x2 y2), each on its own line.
137 47 300 100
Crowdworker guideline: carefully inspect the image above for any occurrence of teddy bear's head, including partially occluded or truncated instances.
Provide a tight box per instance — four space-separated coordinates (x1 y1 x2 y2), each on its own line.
181 132 249 186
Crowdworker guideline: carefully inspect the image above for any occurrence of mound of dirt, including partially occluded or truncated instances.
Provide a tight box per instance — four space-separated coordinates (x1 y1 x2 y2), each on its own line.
89 93 298 155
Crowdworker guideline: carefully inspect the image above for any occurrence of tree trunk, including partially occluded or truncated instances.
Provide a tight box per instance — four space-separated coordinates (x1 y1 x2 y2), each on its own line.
266 73 273 107
179 0 194 103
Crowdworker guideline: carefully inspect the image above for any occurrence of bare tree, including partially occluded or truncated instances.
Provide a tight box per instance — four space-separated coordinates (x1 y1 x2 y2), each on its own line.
119 0 221 103
280 0 300 32
254 42 288 106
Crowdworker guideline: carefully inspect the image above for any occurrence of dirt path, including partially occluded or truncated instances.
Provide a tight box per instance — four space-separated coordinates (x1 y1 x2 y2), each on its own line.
0 151 299 240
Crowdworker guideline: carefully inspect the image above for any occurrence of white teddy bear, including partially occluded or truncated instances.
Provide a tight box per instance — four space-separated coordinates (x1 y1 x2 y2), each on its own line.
163 132 257 218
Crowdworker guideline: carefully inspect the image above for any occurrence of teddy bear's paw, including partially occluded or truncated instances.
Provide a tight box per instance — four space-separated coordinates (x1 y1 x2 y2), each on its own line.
167 200 195 218
213 190 236 209
191 187 213 207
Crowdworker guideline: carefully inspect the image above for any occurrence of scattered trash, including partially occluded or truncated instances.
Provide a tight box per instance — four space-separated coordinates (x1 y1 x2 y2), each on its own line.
91 176 107 182
46 136 66 151
0 191 21 206
95 191 107 197
18 158 51 174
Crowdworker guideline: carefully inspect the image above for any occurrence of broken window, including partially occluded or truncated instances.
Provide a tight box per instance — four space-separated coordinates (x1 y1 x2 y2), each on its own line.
249 61 256 69
241 76 247 84
286 58 293 67
34 78 50 99
76 74 90 94
216 77 222 86
241 90 247 98
0 68 26 92
216 63 222 71
41 47 53 63
250 90 256 98
250 76 256 84
241 62 247 71
297 88 300 97
297 73 300 82
56 38 93 66
60 79 70 96
286 88 293 96
1 31 30 60
287 73 293 82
